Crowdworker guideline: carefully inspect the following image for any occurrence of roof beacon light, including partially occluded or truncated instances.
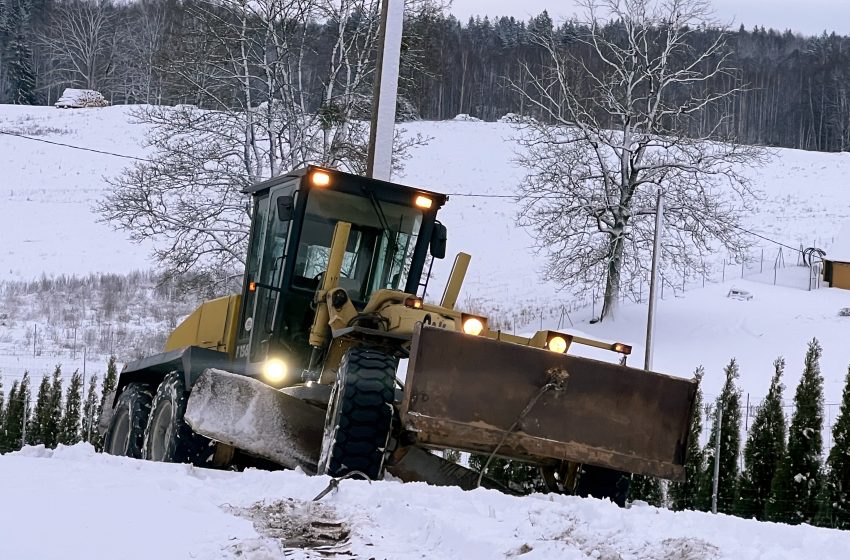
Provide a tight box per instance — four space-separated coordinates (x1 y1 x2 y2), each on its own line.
415 195 433 209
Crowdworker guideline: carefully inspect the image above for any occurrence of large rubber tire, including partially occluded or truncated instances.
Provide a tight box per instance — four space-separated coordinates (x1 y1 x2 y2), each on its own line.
575 465 631 507
103 383 152 459
318 347 397 479
142 372 208 464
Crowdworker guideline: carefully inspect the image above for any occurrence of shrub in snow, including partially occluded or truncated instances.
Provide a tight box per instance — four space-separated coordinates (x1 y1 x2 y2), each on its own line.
54 88 109 108
498 113 528 124
452 113 482 122
839 307 850 317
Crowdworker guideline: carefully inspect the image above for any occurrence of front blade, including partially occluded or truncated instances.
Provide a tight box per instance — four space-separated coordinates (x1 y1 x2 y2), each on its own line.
400 326 697 480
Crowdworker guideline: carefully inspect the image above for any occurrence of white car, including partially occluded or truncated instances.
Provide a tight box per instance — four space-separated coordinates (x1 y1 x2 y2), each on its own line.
54 88 109 108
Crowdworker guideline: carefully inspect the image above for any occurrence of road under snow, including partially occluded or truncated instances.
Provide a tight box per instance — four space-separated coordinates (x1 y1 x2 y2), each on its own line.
1 444 848 559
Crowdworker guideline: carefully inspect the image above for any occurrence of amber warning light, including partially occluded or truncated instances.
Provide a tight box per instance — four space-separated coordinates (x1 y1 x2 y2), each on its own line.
311 170 331 187
248 281 257 292
415 195 433 209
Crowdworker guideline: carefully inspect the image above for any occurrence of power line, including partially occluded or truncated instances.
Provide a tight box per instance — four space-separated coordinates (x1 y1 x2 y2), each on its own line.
0 129 823 254
0 130 152 162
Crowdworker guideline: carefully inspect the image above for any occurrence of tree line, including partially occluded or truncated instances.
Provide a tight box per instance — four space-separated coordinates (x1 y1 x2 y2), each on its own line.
0 356 117 453
2 1 850 152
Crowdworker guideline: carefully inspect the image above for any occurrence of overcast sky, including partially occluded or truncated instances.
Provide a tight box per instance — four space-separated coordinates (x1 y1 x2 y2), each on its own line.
449 0 850 36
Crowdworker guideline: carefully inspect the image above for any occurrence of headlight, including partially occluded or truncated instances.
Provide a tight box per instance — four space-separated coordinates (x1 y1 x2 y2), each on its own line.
547 336 569 353
263 359 287 383
462 316 485 336
545 331 573 353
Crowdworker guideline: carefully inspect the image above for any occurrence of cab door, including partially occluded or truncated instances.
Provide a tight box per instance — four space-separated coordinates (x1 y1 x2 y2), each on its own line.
235 183 296 367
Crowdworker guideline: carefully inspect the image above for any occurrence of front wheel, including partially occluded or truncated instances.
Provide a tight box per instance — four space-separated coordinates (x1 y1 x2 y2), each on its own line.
103 383 152 458
318 347 397 479
142 372 208 464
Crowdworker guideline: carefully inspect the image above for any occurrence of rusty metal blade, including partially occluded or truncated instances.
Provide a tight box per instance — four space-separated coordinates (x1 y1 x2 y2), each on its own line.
400 326 698 480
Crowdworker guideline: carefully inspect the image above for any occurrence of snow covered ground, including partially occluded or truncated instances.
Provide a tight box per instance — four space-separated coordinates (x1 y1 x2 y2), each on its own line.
2 443 849 560
3 105 850 557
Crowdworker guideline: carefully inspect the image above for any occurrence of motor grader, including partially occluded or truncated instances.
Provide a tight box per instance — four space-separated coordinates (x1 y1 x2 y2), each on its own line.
101 166 697 502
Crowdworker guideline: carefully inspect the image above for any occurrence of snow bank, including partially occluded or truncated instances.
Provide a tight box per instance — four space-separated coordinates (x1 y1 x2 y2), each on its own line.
1 444 848 559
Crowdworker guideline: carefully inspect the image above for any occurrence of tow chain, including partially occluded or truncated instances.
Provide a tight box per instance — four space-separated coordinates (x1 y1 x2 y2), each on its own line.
475 367 570 488
312 470 371 502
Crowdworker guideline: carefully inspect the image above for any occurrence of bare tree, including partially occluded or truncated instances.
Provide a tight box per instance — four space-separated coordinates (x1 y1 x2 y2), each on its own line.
513 0 768 320
99 0 428 283
40 0 117 91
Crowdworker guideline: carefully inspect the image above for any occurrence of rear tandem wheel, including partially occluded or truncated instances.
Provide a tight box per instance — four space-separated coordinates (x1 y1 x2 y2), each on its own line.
142 371 209 464
103 383 152 459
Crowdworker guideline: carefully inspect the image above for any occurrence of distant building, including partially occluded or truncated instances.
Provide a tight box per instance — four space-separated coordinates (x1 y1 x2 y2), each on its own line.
824 223 850 289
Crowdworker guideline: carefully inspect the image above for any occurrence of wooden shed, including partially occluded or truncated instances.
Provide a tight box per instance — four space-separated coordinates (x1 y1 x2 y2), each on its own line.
824 259 850 289
823 224 850 289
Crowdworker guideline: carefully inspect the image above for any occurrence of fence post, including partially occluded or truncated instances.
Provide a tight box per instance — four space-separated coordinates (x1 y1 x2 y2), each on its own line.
760 248 764 273
722 260 726 283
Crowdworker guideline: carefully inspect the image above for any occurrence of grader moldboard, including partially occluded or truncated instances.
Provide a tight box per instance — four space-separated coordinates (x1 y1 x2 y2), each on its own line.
101 166 698 503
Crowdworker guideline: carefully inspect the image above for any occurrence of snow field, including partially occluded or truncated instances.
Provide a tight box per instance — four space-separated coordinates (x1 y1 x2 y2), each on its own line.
2 443 850 559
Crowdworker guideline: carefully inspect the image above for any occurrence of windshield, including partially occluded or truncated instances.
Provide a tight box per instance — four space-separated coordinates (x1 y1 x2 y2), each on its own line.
293 189 424 302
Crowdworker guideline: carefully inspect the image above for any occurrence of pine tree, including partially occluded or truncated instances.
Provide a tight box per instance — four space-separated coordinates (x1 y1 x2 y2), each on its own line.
81 374 99 444
2 373 31 453
630 475 663 506
468 454 544 492
94 356 118 451
815 366 850 529
698 359 742 514
1 380 22 453
736 357 787 520
7 35 37 104
41 365 64 448
767 339 825 525
98 356 118 420
0 376 5 438
28 374 51 445
0 379 15 453
670 367 706 511
58 370 83 445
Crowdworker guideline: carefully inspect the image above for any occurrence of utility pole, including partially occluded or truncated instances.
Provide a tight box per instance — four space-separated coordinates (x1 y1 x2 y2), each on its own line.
366 0 404 181
644 190 664 371
711 402 724 514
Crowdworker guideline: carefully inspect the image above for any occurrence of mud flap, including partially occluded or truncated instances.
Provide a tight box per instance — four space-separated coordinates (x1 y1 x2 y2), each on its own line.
184 369 325 472
400 326 698 480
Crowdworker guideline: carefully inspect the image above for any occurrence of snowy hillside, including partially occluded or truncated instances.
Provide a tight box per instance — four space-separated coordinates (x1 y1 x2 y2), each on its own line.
3 443 849 560
2 104 850 407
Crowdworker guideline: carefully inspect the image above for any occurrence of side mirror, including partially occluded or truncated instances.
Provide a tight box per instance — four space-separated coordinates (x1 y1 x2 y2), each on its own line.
430 222 447 259
276 195 294 221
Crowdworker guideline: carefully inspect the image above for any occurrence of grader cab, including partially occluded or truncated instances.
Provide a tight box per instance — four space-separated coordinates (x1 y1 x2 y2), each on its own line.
101 166 698 499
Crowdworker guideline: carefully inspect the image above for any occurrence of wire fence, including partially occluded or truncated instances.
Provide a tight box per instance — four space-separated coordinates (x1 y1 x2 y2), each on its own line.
698 396 842 466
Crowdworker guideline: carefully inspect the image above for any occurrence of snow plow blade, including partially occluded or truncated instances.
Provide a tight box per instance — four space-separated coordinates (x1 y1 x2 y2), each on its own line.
400 326 698 481
185 369 324 472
